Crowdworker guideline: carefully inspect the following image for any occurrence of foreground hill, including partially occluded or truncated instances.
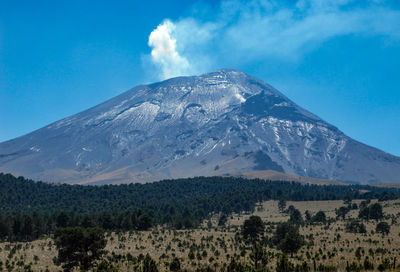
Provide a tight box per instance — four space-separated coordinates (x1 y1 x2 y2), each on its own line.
1 69 400 184
1 173 399 271
1 172 398 241
2 199 400 271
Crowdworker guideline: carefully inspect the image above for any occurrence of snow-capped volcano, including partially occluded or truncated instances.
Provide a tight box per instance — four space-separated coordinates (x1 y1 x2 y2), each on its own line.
1 69 399 184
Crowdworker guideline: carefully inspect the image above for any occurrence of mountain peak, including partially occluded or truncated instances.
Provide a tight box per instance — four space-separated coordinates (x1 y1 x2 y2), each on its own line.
0 70 399 184
205 68 246 76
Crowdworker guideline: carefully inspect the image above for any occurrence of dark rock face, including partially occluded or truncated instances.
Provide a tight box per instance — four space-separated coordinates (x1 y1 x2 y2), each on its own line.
1 69 399 184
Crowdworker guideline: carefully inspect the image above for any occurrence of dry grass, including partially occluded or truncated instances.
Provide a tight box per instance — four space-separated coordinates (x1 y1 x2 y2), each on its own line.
1 199 400 271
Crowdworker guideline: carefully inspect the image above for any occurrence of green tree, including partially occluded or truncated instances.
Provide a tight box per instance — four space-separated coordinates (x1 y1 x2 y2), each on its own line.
21 215 33 240
278 200 286 213
278 227 305 257
273 222 295 245
369 203 383 220
142 254 158 272
355 247 362 261
346 220 366 234
32 212 45 239
363 256 374 270
336 206 349 220
304 211 312 222
54 227 106 272
359 203 383 220
286 205 296 215
94 260 118 272
56 212 69 228
188 250 195 260
227 258 250 272
295 262 311 272
138 213 152 230
359 200 370 210
276 254 294 272
377 258 391 272
12 216 22 237
249 243 268 271
242 216 264 243
218 214 228 226
289 209 303 225
358 206 369 219
0 215 9 240
376 222 390 235
312 211 326 223
81 215 96 228
169 257 181 272
346 261 362 272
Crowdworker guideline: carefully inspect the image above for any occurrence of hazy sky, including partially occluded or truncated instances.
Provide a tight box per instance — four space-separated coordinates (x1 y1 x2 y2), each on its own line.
1 0 400 155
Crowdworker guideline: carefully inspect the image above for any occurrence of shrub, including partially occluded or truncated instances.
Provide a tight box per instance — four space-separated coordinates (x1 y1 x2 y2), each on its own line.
376 222 390 235
359 203 383 220
345 221 366 234
312 211 327 223
363 256 374 270
169 257 181 272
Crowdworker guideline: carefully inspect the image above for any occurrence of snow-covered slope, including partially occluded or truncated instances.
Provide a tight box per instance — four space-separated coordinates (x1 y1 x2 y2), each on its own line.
1 69 399 184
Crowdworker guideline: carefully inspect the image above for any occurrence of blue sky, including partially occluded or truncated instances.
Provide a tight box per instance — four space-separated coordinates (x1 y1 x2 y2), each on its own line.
0 0 400 156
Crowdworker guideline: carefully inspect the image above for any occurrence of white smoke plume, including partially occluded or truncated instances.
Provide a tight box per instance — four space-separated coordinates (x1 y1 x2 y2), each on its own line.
148 20 190 80
146 0 400 80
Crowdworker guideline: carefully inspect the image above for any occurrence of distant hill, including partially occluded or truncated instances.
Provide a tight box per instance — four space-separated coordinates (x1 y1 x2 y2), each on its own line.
1 69 400 184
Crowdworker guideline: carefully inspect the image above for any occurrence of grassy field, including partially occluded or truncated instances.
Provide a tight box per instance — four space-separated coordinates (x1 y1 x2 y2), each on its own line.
1 199 400 271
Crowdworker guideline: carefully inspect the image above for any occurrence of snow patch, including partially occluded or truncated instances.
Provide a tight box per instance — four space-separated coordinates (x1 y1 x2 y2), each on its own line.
274 102 290 107
30 146 40 152
235 93 246 103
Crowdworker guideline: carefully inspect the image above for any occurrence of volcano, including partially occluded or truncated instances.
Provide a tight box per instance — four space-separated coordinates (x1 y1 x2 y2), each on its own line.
1 69 399 184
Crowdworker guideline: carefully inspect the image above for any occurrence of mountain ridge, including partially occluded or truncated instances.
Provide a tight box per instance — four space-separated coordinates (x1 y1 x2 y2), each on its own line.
1 69 399 184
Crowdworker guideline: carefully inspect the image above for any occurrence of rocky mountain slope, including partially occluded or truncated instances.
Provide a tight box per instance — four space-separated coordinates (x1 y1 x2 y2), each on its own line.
1 69 399 184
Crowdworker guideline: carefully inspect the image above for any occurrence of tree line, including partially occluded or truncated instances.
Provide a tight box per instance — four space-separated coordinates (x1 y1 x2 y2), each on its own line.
0 172 399 242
